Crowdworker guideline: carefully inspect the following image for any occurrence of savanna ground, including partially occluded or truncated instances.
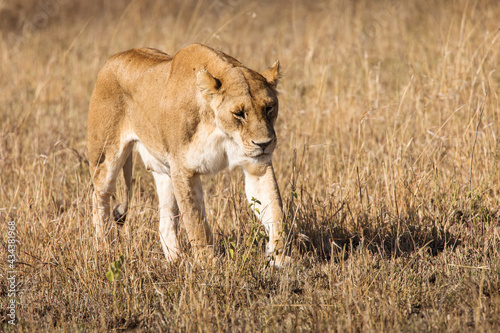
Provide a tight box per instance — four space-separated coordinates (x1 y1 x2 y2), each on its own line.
1 0 500 331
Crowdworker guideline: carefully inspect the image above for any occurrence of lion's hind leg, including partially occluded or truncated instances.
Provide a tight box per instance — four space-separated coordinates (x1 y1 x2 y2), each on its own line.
113 153 133 225
90 142 133 242
90 157 117 241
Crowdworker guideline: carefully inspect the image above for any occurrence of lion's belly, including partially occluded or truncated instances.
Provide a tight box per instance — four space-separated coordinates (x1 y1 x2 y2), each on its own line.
136 142 172 175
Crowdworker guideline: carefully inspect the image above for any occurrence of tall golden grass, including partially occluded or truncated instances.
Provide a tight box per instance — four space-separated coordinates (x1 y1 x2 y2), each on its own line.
1 0 500 331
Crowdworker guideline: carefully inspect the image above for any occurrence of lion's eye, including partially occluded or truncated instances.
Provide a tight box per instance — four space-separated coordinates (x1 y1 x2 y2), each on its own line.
233 110 245 120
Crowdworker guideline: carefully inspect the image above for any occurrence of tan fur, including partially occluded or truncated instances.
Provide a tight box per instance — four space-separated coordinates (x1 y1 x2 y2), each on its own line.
88 44 286 264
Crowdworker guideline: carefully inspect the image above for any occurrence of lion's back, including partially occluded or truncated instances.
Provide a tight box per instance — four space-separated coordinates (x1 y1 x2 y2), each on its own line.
109 47 172 67
92 48 172 100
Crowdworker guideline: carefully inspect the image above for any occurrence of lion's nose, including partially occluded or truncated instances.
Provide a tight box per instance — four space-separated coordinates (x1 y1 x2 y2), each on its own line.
252 139 273 151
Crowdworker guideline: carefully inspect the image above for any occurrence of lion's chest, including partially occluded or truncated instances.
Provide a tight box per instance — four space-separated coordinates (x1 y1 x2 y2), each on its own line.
133 126 243 176
184 128 234 174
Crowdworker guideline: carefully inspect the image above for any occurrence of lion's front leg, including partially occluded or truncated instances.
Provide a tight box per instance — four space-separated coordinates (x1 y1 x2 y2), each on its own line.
170 168 214 259
243 162 286 264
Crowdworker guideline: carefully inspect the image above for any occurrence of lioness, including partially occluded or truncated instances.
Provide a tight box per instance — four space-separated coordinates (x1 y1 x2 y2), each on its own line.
88 44 285 264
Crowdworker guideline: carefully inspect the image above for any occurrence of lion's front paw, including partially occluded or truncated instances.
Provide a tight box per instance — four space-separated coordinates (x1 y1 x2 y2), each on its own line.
192 245 215 266
269 254 292 268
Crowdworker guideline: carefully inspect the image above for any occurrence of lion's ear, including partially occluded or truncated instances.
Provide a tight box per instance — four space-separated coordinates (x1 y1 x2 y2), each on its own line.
196 69 220 101
261 60 280 88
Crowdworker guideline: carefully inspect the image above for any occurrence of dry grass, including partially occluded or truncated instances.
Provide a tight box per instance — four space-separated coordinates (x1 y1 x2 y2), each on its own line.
1 0 500 331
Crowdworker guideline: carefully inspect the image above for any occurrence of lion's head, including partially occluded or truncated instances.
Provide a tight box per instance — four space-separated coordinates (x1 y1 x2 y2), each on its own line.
196 60 280 159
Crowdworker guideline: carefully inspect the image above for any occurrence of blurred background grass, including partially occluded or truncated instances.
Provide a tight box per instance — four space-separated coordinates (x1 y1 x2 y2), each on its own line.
1 0 500 331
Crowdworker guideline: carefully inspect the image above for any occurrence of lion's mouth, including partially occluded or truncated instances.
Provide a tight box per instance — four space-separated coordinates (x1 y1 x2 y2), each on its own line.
243 143 275 158
247 151 271 159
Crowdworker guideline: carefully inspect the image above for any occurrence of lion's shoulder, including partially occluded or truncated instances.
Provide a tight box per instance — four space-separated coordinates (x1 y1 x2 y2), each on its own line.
176 44 242 66
167 44 244 80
